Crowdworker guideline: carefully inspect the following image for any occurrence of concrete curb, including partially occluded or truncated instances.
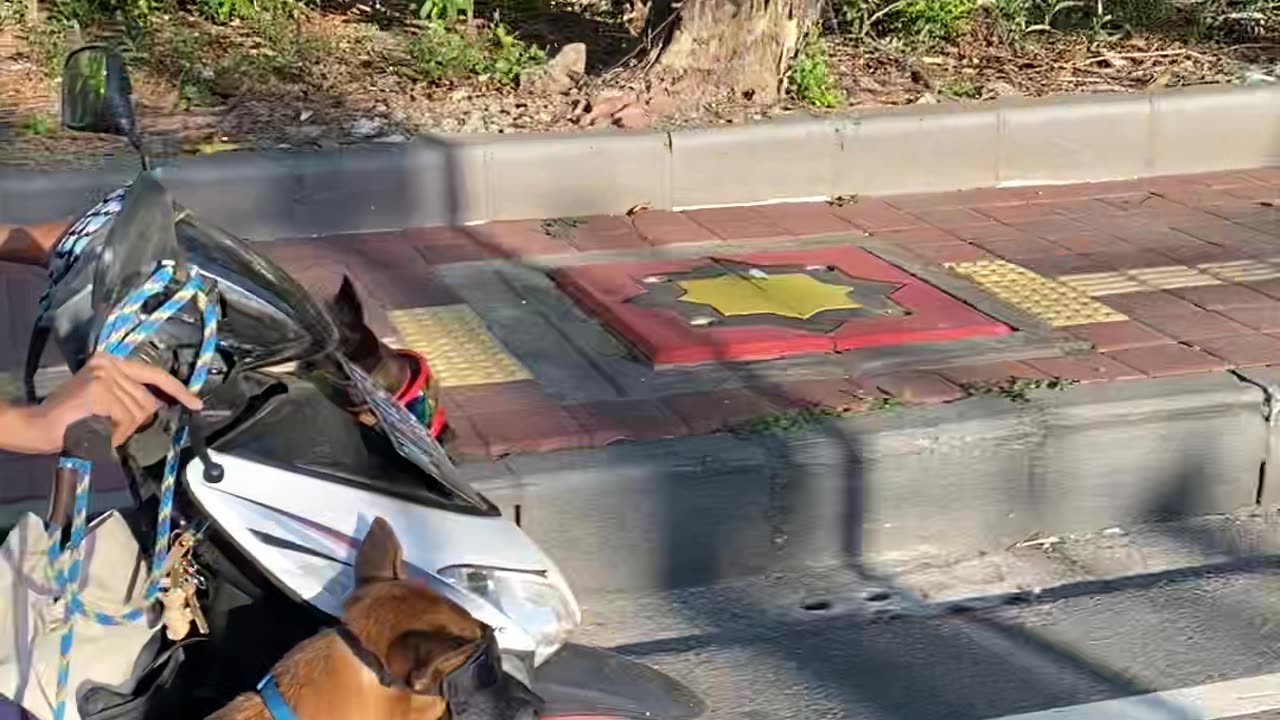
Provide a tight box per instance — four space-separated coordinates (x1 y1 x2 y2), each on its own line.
2 85 1277 239
463 372 1268 599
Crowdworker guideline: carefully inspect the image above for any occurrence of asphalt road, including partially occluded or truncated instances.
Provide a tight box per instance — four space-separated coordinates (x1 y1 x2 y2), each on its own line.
573 561 1280 720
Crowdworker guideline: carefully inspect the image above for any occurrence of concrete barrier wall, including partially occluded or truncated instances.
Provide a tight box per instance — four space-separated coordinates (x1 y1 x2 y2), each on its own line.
2 84 1277 239
471 373 1269 598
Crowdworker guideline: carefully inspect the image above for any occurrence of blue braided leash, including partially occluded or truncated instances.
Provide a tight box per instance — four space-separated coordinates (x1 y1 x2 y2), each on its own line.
43 260 219 720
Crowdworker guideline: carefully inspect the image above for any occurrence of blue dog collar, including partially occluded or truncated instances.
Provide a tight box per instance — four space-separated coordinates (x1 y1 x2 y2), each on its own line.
257 674 299 720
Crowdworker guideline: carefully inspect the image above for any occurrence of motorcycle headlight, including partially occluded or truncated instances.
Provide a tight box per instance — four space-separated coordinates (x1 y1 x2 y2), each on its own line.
438 565 577 665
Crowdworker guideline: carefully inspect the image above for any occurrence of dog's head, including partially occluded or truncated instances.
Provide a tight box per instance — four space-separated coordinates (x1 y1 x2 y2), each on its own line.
327 275 394 374
340 517 540 720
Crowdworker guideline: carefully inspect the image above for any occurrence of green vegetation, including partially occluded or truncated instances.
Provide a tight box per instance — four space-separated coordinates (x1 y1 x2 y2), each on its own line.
19 112 53 135
962 376 1078 403
408 20 544 87
788 34 844 108
733 396 902 436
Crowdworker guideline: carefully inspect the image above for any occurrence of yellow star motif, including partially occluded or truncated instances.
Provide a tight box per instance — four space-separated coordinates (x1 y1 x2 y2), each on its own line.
675 273 862 320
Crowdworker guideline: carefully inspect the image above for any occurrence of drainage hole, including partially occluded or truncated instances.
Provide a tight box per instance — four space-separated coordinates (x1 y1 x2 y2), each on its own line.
863 589 892 603
801 599 833 612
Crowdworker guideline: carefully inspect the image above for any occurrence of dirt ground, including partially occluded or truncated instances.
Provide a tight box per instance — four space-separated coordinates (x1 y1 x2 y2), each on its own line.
1 11 1277 170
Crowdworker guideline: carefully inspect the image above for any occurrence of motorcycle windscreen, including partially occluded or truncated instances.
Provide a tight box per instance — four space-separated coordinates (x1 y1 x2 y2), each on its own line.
337 355 490 510
90 173 183 332
172 211 339 369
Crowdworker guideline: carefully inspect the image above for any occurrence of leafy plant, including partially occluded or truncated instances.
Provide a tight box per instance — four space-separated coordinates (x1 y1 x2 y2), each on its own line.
733 396 902 436
407 20 543 87
939 77 980 98
0 0 27 27
962 376 1077 403
487 22 544 86
788 33 844 108
18 112 53 135
418 0 473 22
194 0 256 23
19 19 70 79
880 0 977 42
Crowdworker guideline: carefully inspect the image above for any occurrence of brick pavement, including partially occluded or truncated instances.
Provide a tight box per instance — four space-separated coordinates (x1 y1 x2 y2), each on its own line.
2 168 1278 464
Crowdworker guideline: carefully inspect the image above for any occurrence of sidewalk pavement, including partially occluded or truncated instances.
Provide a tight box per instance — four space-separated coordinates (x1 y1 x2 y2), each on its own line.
0 167 1276 482
250 168 1280 461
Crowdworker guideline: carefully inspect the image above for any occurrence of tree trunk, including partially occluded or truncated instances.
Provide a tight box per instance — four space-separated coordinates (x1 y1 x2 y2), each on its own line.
647 0 821 104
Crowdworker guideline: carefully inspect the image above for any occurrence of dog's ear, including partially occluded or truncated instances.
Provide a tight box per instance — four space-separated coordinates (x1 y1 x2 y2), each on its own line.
329 275 365 330
386 631 478 695
355 516 405 585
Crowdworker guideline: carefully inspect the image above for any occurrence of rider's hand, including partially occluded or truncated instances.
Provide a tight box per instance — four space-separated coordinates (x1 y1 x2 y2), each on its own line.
34 353 204 451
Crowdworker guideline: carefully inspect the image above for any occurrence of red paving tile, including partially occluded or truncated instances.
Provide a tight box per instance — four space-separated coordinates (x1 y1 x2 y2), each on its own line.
661 389 779 435
564 399 690 445
830 199 922 233
468 220 574 256
759 378 875 411
442 415 489 459
1167 283 1275 310
1098 291 1201 318
443 381 556 416
1015 254 1113 276
1025 354 1145 383
1245 279 1280 300
563 216 648 252
903 206 994 229
862 372 964 405
1105 344 1229 377
1066 321 1173 352
973 235 1072 260
266 234 449 309
755 203 856 238
869 227 962 246
973 203 1061 224
1084 250 1185 271
554 246 1011 364
1133 309 1252 341
900 243 995 264
1216 305 1280 333
631 211 720 246
402 226 497 264
939 361 1047 387
467 403 590 456
1191 334 1280 368
683 207 794 243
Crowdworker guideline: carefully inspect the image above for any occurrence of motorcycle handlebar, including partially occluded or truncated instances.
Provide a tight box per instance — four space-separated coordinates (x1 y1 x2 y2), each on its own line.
62 415 113 461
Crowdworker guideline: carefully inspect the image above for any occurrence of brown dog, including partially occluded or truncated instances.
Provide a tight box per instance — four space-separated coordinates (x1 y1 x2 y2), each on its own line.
325 275 413 398
207 517 490 719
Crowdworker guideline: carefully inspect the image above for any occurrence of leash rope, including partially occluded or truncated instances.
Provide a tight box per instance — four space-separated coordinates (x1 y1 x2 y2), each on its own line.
41 248 219 720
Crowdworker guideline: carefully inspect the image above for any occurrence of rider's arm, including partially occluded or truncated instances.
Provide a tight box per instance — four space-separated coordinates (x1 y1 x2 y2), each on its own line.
0 354 202 454
0 403 58 454
0 220 69 266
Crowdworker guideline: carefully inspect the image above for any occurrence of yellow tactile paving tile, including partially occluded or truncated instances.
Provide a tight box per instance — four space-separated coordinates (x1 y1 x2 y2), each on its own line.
1056 272 1147 296
1196 258 1280 283
386 305 533 388
1058 266 1223 297
946 259 1128 327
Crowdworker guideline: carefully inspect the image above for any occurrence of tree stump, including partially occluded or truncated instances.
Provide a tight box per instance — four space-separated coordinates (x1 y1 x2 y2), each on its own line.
647 0 822 104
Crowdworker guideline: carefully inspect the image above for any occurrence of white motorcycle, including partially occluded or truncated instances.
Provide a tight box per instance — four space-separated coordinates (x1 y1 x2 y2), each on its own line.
30 44 705 720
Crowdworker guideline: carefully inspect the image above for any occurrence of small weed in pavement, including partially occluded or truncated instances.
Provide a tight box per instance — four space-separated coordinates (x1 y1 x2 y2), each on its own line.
829 194 860 207
733 397 902 436
963 376 1077 403
541 217 584 238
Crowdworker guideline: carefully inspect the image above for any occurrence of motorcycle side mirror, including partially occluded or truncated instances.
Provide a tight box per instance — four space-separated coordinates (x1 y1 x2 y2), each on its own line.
61 45 149 169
